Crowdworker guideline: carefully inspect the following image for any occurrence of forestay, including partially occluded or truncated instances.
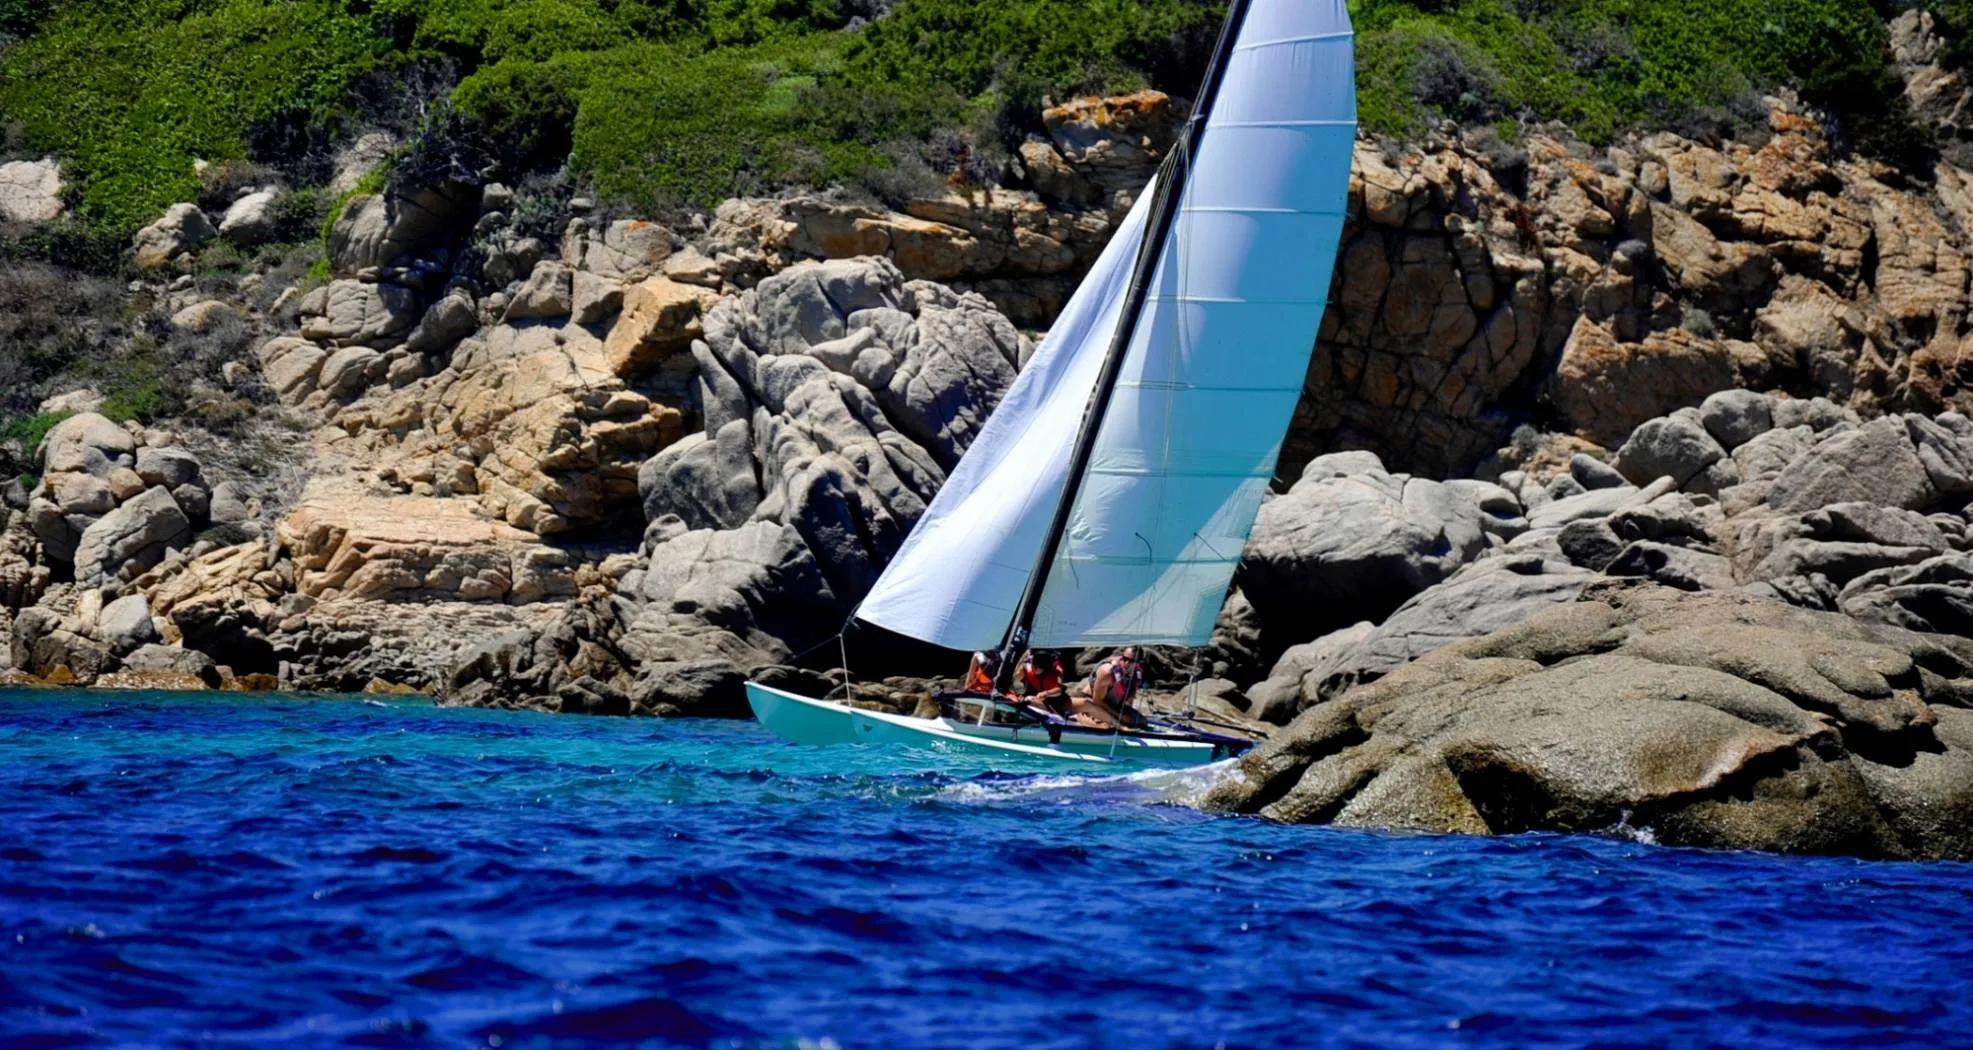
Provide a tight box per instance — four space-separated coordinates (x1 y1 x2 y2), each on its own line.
858 0 1355 650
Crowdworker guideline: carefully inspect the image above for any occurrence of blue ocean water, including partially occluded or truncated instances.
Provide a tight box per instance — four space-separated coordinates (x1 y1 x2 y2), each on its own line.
3 689 1971 1048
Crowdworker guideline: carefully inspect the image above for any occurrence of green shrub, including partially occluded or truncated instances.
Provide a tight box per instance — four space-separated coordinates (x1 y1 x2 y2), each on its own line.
100 379 166 425
0 412 75 458
1352 0 1919 152
848 0 1222 117
0 0 396 233
565 36 947 209
0 0 1950 240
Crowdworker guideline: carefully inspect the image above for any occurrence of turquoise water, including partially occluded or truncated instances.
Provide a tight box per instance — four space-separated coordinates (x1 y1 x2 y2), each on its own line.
3 688 1971 1047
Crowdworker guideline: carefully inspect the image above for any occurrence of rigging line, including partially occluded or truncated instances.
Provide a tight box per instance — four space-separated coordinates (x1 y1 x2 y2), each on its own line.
788 627 847 664
837 632 852 701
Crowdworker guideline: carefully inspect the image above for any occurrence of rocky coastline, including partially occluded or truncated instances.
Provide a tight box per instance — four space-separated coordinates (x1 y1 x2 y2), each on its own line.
7 16 1973 858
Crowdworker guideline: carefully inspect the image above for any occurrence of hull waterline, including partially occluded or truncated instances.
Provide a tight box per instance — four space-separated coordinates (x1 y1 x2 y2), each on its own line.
745 682 1234 768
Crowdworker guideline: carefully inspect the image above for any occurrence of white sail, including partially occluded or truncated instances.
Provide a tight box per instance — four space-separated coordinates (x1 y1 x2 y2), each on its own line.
859 0 1355 651
854 178 1160 649
1031 0 1356 646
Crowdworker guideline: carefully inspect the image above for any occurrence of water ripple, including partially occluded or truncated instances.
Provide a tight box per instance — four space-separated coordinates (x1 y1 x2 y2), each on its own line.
2 688 1971 1048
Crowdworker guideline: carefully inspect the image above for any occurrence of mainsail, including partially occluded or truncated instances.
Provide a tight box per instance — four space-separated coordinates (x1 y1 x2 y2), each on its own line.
858 0 1355 651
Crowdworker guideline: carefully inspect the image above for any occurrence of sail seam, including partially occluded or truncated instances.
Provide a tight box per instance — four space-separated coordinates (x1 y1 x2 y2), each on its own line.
1232 31 1354 52
1052 555 1244 565
1181 206 1347 216
1209 120 1356 128
1142 295 1330 305
1083 467 1279 479
1113 382 1306 393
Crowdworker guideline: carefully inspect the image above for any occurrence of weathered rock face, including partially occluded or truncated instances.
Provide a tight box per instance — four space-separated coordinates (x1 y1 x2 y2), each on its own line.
642 256 1024 598
704 93 1924 483
1289 100 1973 478
1241 450 1523 644
25 413 210 578
217 189 281 247
1892 11 1973 163
1206 582 1973 862
445 256 1028 716
326 183 481 274
0 159 64 224
324 335 687 535
1240 388 1973 725
131 203 215 268
276 485 578 604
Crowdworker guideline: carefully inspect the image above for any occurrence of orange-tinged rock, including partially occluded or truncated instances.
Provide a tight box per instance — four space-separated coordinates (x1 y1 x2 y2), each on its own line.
277 482 578 604
603 277 720 378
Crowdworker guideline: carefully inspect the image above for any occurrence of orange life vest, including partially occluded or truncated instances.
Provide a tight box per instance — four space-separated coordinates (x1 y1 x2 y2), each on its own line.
963 657 998 694
1020 658 1063 695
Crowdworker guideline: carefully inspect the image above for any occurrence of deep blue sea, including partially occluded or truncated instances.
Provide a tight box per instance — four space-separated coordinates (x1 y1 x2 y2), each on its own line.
4 689 1973 1048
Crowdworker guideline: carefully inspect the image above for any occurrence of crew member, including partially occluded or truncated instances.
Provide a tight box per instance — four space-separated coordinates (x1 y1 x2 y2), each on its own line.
1073 646 1144 729
1018 648 1067 714
962 650 1002 695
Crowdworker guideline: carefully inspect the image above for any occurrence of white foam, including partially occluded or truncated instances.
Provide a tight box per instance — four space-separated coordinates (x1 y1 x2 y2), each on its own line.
934 758 1244 808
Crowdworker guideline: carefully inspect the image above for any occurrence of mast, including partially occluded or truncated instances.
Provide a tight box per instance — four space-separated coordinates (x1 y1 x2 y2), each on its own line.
993 0 1255 688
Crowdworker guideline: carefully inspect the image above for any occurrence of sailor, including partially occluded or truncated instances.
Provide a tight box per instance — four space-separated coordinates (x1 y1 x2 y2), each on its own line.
1017 649 1068 714
1073 646 1144 729
962 650 1002 695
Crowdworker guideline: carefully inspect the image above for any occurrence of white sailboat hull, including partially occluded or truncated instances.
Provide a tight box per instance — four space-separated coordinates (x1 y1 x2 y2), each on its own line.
745 682 1228 768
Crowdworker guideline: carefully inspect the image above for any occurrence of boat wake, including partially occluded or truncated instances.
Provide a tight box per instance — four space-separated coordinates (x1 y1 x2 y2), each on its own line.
934 758 1242 809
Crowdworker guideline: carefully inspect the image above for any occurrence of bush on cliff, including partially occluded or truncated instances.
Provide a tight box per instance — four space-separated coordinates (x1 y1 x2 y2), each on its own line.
0 0 1959 238
1353 0 1924 157
0 0 1215 232
0 0 393 233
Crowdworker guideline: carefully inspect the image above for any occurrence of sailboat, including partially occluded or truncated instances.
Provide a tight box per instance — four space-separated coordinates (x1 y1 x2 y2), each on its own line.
746 0 1356 767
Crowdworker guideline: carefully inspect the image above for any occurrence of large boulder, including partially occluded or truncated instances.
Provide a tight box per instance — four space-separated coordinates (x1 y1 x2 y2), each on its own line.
11 608 112 685
72 486 191 588
298 279 422 349
563 218 674 282
132 203 215 268
1765 416 1939 514
1612 411 1730 490
1241 451 1513 641
95 593 160 656
405 290 479 357
1698 389 1776 450
502 260 574 321
217 189 281 247
257 337 331 405
37 412 136 477
602 277 719 378
1207 583 1973 861
0 159 63 223
325 183 480 274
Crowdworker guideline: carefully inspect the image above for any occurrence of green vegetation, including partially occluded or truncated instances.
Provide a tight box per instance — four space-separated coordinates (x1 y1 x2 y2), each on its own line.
0 0 395 232
0 411 74 458
0 0 1217 230
0 0 1964 238
1352 0 1928 161
99 379 166 424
